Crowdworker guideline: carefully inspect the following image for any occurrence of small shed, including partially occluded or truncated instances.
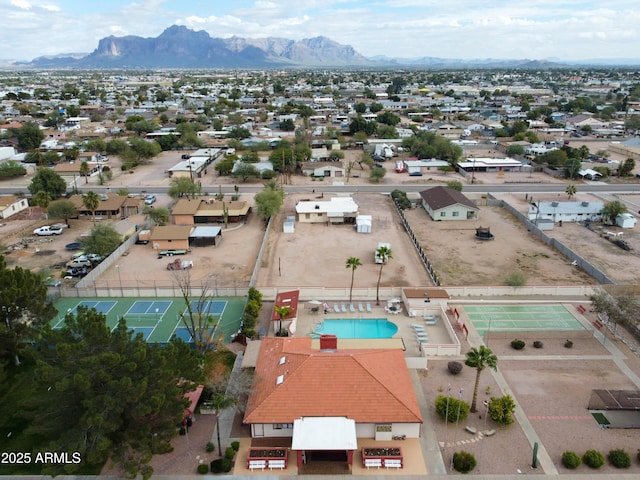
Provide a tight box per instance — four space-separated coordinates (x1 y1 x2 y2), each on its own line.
616 213 637 229
356 215 372 233
189 226 222 247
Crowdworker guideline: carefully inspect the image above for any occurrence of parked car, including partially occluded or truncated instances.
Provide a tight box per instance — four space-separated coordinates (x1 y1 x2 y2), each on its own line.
64 266 88 278
67 258 92 269
86 253 103 264
65 242 82 251
33 225 63 236
144 194 157 205
181 154 191 159
167 259 194 270
45 278 62 287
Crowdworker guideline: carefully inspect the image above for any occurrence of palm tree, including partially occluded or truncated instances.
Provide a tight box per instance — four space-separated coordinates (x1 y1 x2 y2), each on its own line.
79 160 90 184
273 305 290 336
565 184 577 200
82 191 100 223
465 346 498 412
345 256 362 303
209 393 238 456
375 245 392 305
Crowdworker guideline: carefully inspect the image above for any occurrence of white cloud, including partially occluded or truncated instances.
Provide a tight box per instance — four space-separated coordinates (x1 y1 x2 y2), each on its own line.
10 0 31 9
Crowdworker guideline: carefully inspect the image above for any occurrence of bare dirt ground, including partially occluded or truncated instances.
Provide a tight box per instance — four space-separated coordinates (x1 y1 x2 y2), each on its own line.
254 192 429 289
421 327 640 475
403 199 595 287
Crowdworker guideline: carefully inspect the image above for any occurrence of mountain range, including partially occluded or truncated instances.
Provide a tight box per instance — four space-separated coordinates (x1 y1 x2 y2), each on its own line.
13 25 640 69
24 25 369 69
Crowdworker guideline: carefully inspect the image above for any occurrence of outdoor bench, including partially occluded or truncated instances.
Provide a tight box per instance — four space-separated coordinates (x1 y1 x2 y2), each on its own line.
268 460 286 470
365 459 382 469
248 460 266 471
384 459 403 469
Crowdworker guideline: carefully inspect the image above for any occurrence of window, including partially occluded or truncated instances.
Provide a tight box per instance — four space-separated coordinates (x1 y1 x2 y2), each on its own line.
452 211 459 217
273 423 293 430
440 211 446 217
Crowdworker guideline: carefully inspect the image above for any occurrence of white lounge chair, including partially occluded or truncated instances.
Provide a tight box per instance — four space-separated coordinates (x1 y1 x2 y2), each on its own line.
411 323 425 329
366 302 372 312
341 303 347 313
358 302 365 312
412 325 426 332
333 303 340 313
350 303 356 313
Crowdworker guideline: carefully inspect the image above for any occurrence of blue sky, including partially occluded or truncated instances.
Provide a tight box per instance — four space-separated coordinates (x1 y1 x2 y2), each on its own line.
2 0 639 61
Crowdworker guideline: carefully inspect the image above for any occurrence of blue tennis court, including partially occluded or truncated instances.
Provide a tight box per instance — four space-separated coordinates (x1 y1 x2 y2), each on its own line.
126 326 155 341
126 300 173 316
465 304 585 336
172 326 216 343
72 300 117 315
184 300 227 316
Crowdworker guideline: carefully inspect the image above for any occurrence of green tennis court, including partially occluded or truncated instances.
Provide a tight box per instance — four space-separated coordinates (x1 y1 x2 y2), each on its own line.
52 297 246 343
465 304 585 336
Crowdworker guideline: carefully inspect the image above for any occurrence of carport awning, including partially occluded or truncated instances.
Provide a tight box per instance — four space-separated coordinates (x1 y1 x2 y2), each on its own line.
291 417 357 451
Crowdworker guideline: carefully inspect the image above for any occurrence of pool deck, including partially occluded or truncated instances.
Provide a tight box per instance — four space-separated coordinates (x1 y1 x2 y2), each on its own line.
291 303 456 357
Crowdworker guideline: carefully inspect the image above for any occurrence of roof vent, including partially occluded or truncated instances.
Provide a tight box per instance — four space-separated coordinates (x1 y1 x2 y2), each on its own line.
276 374 284 385
581 201 589 207
315 204 320 209
551 201 559 207
278 356 286 365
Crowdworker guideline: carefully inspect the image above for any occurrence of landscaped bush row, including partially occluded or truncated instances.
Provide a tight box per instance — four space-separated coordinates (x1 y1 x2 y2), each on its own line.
199 441 240 474
510 339 575 349
561 448 635 469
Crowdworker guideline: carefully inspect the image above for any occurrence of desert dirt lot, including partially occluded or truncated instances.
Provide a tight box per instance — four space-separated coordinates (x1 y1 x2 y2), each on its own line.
421 324 640 475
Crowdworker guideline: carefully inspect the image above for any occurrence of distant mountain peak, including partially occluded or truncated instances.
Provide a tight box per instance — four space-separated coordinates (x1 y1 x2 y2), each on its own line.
26 25 371 68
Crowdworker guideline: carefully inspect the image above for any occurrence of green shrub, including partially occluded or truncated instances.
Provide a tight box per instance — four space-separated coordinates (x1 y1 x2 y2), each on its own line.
225 447 235 459
452 450 477 473
488 394 516 426
197 463 209 474
179 426 186 435
582 449 605 469
533 340 544 348
210 459 225 473
608 449 631 468
206 442 215 452
561 451 581 469
447 361 463 375
231 441 240 451
221 457 234 472
564 339 573 348
511 339 525 350
504 271 526 286
435 394 470 423
637 449 640 463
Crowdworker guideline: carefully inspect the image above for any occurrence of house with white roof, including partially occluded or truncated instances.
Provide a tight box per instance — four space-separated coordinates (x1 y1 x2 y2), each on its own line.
295 196 358 224
528 201 604 224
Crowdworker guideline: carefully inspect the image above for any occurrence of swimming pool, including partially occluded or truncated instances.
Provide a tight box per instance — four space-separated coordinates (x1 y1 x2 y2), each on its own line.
314 318 398 339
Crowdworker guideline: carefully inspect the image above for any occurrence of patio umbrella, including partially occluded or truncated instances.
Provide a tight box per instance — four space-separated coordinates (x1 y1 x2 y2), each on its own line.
305 300 323 310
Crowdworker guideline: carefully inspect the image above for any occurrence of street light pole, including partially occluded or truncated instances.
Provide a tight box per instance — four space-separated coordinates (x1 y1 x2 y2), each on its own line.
116 265 123 296
155 308 159 325
478 400 490 472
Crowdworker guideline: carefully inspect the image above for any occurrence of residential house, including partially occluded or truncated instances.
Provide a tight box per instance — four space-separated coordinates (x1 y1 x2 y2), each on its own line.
68 193 129 220
149 225 193 251
0 195 28 219
171 197 252 225
295 196 358 224
271 290 300 335
301 161 345 178
528 201 604 224
419 186 479 221
243 336 422 469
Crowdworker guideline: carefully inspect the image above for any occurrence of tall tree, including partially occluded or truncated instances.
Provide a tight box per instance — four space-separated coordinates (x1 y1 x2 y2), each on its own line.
600 200 627 225
25 307 200 479
565 184 577 200
81 223 122 257
0 256 56 365
28 168 67 199
47 199 78 227
345 256 362 303
465 346 498 413
83 191 100 223
208 393 238 456
375 246 393 306
32 190 52 216
168 176 201 200
174 272 221 354
254 181 284 224
79 160 90 184
273 305 291 337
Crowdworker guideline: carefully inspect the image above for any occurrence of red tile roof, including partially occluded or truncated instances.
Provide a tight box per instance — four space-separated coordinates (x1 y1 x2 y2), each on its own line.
271 290 299 321
243 337 422 425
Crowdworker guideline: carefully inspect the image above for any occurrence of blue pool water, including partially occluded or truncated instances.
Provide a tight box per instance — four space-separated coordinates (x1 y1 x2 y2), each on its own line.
314 318 398 339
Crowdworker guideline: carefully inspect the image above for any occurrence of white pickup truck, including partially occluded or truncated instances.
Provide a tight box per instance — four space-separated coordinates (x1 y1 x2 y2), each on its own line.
33 225 64 236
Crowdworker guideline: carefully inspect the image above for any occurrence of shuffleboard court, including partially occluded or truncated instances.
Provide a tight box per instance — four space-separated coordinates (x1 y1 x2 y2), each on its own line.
465 304 585 336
